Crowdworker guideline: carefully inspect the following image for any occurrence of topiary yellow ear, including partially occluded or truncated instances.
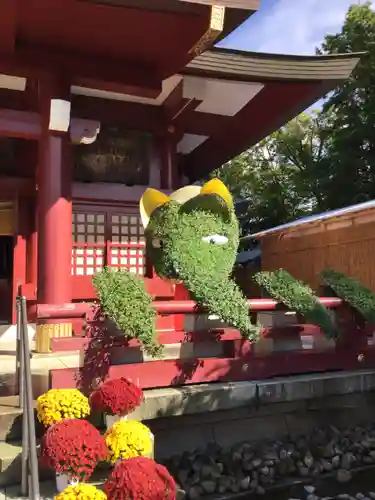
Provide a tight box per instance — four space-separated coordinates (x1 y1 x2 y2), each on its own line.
200 178 233 209
140 188 170 228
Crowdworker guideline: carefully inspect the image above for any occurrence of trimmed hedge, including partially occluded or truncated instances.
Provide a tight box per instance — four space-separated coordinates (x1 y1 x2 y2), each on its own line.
321 268 375 323
92 267 162 357
146 194 261 341
254 269 337 338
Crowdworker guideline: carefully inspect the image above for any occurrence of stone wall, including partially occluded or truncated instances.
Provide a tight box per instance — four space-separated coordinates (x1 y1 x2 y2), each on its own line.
130 371 375 460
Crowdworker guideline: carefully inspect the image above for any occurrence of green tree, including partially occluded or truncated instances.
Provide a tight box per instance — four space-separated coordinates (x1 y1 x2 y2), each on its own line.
210 111 331 234
211 2 375 234
318 2 375 208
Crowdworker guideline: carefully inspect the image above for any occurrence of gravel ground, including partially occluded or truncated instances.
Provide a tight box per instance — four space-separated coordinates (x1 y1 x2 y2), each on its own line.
164 423 375 499
258 468 375 500
4 423 375 500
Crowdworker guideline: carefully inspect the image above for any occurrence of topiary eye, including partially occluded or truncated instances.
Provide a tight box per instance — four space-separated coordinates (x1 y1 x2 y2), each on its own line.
152 237 164 249
201 234 228 245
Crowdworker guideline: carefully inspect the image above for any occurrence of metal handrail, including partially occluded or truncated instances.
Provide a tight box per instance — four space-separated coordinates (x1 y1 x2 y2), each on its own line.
16 296 40 500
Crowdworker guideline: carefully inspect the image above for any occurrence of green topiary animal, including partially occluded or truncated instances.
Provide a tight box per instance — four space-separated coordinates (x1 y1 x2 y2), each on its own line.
93 179 260 355
140 179 260 341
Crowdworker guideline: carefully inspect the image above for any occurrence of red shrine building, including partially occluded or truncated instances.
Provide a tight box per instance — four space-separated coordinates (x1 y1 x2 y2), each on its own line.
0 0 359 346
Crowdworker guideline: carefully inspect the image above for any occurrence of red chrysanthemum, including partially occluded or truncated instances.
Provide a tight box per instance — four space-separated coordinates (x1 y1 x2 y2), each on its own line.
90 378 143 416
104 457 176 500
40 419 107 480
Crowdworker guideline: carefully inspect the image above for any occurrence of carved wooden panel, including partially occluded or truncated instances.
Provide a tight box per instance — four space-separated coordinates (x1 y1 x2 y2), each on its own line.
73 128 151 185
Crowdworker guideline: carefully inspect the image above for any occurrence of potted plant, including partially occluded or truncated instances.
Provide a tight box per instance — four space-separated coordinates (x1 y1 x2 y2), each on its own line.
40 419 107 492
90 378 144 429
54 483 107 500
36 389 90 427
104 419 154 464
104 457 176 500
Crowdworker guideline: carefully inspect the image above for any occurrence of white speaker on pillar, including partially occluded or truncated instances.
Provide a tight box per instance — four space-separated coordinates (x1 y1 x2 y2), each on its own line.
70 119 101 145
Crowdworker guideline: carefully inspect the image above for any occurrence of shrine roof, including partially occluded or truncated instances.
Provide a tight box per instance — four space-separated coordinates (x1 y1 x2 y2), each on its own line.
0 47 361 180
0 0 258 84
177 48 361 180
186 48 361 82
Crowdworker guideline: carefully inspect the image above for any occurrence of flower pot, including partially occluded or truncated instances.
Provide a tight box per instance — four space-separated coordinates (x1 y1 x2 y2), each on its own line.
56 473 78 492
105 414 127 429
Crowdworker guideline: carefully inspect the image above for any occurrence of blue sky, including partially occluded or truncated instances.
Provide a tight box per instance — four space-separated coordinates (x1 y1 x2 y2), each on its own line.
217 0 372 110
218 0 372 55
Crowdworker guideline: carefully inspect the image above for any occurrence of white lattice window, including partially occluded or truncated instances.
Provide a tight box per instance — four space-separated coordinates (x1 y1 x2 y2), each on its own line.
72 246 105 276
72 212 106 275
109 214 145 275
71 211 146 276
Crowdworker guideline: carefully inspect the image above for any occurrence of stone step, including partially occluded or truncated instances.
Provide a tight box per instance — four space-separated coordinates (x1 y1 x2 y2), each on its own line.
0 396 46 442
0 440 54 488
0 397 23 442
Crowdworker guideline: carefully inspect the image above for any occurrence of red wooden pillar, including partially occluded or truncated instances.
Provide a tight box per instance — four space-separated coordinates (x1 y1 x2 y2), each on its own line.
21 142 39 290
36 75 73 351
24 199 38 322
37 75 72 305
26 217 37 287
11 196 28 323
158 131 180 190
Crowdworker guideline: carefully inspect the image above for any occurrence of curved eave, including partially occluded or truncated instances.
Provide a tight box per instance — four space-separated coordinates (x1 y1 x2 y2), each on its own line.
180 49 362 180
185 48 362 81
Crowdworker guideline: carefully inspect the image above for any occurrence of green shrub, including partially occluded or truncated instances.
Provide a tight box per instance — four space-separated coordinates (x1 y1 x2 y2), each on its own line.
92 267 162 357
321 268 375 323
254 269 337 338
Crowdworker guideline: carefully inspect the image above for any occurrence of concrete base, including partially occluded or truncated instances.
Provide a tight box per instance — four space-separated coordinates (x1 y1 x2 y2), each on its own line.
130 370 375 421
149 390 375 461
130 370 375 460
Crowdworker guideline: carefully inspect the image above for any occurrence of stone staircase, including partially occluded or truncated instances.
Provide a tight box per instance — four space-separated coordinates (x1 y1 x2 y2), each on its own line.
0 396 48 489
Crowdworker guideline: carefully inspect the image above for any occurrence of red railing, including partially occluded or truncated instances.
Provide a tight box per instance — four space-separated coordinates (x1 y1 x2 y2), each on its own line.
37 296 344 317
38 295 375 392
152 297 343 313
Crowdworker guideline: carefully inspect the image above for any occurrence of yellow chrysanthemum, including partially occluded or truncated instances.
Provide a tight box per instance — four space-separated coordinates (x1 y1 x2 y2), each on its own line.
104 420 153 463
54 483 106 500
37 389 90 426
